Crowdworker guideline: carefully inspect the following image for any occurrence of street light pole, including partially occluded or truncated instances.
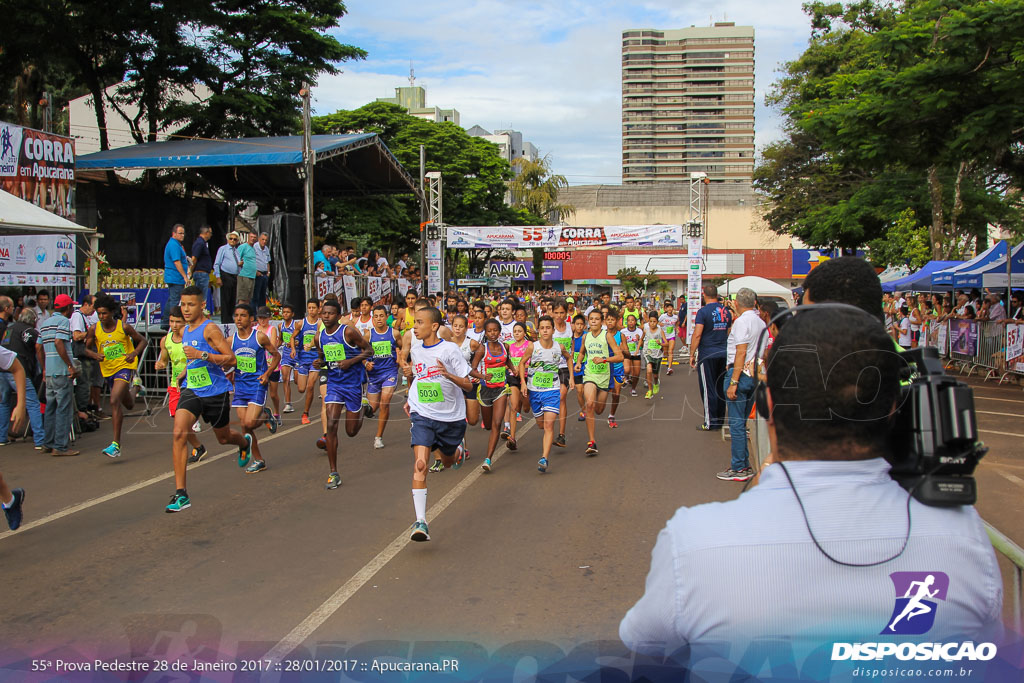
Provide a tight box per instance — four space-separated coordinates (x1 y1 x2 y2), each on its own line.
301 83 315 299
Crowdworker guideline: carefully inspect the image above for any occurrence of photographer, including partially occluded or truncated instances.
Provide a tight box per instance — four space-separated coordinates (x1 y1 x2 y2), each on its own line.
620 306 1002 657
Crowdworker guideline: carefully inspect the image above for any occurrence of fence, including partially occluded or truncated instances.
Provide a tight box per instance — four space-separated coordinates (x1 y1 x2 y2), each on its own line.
934 319 1024 386
315 274 420 314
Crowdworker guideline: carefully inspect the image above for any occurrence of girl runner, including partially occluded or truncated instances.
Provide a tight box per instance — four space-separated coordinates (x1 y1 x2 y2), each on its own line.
364 304 399 449
659 302 678 375
581 309 624 456
620 313 644 397
469 319 517 472
449 314 481 429
642 310 668 398
502 322 530 450
519 315 574 473
551 300 574 448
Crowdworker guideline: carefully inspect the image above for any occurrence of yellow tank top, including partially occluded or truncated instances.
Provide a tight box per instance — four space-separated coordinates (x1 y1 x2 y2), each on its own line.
96 319 137 377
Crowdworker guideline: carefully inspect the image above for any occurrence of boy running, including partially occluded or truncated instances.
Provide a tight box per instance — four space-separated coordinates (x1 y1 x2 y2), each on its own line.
519 315 574 473
277 303 298 413
659 302 678 375
292 298 321 425
230 304 281 474
256 306 282 427
642 310 669 398
364 304 399 449
604 308 626 428
154 306 207 463
571 313 588 421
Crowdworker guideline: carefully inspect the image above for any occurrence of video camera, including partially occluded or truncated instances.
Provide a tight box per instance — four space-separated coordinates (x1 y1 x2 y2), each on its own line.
887 346 988 507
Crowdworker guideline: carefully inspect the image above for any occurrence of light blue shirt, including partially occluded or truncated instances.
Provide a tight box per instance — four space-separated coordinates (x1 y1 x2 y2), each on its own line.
252 243 270 274
237 242 257 279
163 237 188 285
39 312 71 377
213 244 240 277
620 458 1003 661
313 250 332 274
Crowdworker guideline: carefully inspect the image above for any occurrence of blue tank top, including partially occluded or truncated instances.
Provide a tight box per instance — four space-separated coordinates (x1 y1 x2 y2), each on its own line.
183 319 233 397
319 324 363 388
611 331 624 374
572 335 586 375
298 317 319 363
368 326 397 376
232 328 267 391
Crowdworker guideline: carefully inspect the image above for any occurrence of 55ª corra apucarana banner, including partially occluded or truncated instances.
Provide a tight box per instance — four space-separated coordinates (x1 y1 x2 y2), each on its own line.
446 225 683 249
0 120 76 220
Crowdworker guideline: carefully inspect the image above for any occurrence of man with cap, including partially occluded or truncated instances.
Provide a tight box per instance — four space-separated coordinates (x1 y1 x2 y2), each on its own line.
38 294 79 456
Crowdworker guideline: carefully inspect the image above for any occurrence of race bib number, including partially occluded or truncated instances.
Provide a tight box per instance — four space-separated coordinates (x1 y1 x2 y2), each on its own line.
556 337 571 353
236 355 257 373
647 339 662 350
591 361 609 374
303 332 315 348
486 367 506 385
187 366 212 388
665 325 675 336
627 341 637 353
533 371 554 389
417 381 443 403
511 356 522 367
103 343 126 361
372 341 391 357
573 351 580 365
323 343 346 363
282 330 293 344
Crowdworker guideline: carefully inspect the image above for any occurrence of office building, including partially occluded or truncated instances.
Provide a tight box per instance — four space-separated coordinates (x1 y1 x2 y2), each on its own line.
377 86 460 125
465 126 539 166
621 22 755 184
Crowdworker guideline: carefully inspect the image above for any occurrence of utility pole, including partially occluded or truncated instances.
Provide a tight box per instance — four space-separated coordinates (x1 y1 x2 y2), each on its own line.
301 83 315 299
419 145 426 287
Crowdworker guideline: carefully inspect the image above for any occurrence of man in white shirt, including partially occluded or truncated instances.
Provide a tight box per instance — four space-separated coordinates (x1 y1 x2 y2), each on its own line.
70 294 103 414
719 287 766 482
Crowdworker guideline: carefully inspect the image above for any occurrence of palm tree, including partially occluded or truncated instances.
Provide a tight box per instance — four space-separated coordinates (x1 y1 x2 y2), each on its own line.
509 155 574 288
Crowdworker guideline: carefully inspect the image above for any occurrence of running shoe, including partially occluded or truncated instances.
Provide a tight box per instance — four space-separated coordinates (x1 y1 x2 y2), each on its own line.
244 459 266 474
102 442 121 458
554 434 566 448
283 403 294 413
316 436 327 450
325 471 341 489
274 414 283 427
187 445 208 464
644 389 653 399
695 424 711 432
429 459 444 473
364 404 375 419
410 520 430 542
537 457 548 473
301 413 311 425
452 442 466 469
237 434 253 468
578 411 586 421
373 436 385 450
716 468 754 482
630 388 638 397
516 412 522 422
608 417 618 429
192 421 201 433
482 457 492 472
165 492 191 513
667 367 674 376
654 383 660 395
263 406 278 433
132 375 147 397
3 487 24 530
585 440 599 456
500 425 510 440
506 438 517 451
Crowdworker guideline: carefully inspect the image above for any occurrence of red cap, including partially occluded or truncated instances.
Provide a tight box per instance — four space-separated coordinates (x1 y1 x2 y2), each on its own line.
53 294 75 309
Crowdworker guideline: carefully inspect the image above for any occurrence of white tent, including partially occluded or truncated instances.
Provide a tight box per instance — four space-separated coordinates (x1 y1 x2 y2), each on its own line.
0 189 94 235
718 275 794 308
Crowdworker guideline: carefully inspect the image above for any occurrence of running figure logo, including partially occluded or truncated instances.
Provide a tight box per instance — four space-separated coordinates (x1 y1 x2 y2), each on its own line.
883 571 949 635
0 128 12 161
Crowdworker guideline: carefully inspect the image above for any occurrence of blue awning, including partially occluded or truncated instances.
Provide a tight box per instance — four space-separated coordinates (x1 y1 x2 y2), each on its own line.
76 134 418 198
953 241 1024 289
881 261 962 292
930 242 1006 286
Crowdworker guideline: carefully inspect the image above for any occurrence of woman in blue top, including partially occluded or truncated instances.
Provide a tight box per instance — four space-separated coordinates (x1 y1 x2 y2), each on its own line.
168 286 254 513
364 304 399 450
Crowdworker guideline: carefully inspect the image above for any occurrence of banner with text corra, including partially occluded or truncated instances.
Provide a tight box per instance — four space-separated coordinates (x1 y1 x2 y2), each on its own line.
446 225 683 249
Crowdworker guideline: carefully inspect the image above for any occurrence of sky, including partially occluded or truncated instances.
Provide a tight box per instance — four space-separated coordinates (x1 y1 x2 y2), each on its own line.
313 0 815 185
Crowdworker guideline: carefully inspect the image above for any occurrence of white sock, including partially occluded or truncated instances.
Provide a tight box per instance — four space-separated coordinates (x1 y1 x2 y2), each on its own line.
608 414 615 420
412 488 427 522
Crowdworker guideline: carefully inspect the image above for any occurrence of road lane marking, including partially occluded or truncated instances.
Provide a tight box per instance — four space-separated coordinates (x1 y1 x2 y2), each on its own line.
265 418 538 660
977 410 1024 418
991 469 1024 489
980 429 1024 438
0 420 319 539
975 396 1024 404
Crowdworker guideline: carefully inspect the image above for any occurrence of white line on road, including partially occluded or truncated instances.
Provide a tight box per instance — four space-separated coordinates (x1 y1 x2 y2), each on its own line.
264 419 538 661
992 469 1024 489
980 429 1024 438
975 396 1024 404
977 410 1024 418
0 420 319 540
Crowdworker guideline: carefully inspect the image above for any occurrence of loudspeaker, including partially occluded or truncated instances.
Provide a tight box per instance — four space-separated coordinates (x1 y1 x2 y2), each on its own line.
281 214 306 309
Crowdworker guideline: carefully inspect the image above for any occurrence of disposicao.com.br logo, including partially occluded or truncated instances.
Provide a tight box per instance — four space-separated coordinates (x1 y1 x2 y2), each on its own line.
832 571 997 662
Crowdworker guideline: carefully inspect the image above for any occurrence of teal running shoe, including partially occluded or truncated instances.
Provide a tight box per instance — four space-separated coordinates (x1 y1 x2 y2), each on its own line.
165 492 191 513
410 521 430 542
482 457 492 472
537 457 548 473
102 442 121 458
238 434 252 468
244 459 266 474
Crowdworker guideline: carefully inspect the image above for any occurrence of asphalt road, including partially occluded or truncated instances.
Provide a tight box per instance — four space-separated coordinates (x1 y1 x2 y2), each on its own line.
0 360 1020 669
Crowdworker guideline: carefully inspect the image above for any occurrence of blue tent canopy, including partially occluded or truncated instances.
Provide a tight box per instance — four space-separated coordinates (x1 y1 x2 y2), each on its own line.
881 261 962 292
953 241 1024 289
930 242 1006 286
76 134 418 198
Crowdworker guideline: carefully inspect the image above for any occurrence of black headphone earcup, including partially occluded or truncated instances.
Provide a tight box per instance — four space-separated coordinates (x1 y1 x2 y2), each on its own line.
754 381 770 419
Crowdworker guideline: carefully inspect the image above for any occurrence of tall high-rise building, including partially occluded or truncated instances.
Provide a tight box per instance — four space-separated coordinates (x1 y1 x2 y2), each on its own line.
621 22 755 184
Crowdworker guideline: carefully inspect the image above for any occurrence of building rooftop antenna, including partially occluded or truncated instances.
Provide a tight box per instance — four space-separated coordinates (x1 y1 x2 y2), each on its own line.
408 61 416 87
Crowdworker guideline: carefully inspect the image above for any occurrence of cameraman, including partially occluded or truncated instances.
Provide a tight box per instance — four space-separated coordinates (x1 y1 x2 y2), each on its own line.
620 306 1002 656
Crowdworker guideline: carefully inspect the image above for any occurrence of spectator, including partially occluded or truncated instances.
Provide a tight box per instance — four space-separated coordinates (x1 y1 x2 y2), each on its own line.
355 248 370 273
38 294 78 456
1007 292 1023 322
718 287 765 482
191 226 214 308
33 289 51 329
235 231 258 306
70 294 104 416
0 308 44 447
689 284 732 432
620 307 1002 659
0 295 12 342
251 231 271 308
164 224 189 314
395 251 410 278
214 231 243 324
313 242 334 274
984 293 1006 322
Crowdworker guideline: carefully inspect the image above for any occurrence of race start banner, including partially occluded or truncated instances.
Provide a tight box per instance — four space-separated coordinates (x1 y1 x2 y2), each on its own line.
447 225 683 249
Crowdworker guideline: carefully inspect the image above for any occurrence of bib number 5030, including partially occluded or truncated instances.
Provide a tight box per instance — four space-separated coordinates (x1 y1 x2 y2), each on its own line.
417 381 443 403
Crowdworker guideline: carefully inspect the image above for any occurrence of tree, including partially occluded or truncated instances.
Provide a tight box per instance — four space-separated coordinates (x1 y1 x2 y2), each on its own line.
617 267 660 298
509 155 574 290
866 209 932 270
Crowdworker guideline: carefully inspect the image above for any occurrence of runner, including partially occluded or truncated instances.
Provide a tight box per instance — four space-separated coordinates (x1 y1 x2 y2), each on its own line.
85 294 148 458
229 304 281 474
466 304 487 343
450 314 481 429
469 318 517 472
166 286 252 512
399 298 454 472
315 299 372 489
604 308 625 428
620 313 644 397
394 290 418 338
659 302 678 375
353 297 374 337
496 299 516 344
405 306 474 541
519 315 574 473
154 306 206 463
622 295 642 328
571 313 588 421
642 310 668 398
551 299 573 448
277 303 298 414
0 347 29 529
502 322 530 450
256 306 282 427
514 304 536 341
292 297 322 425
364 304 399 450
581 309 623 456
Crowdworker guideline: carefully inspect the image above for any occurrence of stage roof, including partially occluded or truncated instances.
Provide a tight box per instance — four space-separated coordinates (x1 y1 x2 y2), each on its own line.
76 134 418 198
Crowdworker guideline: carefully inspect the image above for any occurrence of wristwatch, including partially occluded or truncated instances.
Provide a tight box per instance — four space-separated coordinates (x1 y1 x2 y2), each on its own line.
729 378 739 385
201 351 209 361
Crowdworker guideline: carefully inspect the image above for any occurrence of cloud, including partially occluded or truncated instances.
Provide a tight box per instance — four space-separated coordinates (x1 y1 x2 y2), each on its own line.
315 0 813 184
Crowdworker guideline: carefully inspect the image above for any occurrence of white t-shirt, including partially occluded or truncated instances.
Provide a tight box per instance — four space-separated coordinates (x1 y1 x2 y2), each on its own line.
498 319 516 344
658 313 677 340
898 318 912 347
70 310 91 334
0 345 16 371
408 339 472 422
726 309 767 369
396 259 407 276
